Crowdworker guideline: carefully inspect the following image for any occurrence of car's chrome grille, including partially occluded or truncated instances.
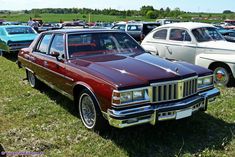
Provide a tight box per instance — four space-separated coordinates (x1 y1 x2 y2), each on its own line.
152 77 198 103
8 40 33 50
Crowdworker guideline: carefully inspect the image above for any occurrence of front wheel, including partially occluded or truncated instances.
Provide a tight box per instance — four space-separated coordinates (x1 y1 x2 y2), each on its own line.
78 89 107 131
213 66 234 86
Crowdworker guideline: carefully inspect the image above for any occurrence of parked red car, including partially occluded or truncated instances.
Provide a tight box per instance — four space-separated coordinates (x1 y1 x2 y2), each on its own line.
17 29 220 130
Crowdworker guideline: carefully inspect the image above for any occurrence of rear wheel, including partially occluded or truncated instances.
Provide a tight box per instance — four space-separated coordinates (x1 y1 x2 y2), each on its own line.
77 89 107 131
213 65 234 86
27 70 40 88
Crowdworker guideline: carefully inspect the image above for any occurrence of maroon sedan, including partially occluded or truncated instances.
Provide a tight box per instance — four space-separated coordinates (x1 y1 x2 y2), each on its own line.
18 29 220 130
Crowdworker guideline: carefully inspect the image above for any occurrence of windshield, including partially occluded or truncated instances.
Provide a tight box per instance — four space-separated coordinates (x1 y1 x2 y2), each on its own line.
192 27 224 42
6 27 36 35
68 32 145 58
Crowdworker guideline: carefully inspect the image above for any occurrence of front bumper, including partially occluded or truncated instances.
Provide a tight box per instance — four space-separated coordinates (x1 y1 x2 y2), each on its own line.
107 88 220 128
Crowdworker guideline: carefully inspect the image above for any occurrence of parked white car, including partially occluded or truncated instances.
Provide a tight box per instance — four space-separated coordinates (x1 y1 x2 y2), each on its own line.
141 22 235 86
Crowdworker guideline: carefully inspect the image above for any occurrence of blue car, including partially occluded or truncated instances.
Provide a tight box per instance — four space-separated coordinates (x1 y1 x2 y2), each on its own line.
0 25 37 55
216 27 235 42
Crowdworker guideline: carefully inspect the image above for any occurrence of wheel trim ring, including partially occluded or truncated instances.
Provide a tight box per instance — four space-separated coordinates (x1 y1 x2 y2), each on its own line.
214 67 229 85
79 93 96 129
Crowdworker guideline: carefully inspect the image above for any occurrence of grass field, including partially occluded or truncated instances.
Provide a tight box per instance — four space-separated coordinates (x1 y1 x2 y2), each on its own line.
0 13 150 23
0 12 234 23
0 55 235 157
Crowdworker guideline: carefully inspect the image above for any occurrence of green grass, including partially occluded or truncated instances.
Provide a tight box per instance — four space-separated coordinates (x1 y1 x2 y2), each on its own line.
0 55 235 157
1 12 233 23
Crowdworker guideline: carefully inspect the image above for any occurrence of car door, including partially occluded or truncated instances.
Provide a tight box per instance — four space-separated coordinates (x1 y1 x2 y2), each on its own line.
47 33 72 94
165 28 197 64
150 28 169 57
31 33 53 82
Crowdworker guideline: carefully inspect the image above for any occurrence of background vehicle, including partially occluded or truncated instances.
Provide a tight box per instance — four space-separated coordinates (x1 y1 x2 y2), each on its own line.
0 25 37 55
217 29 235 42
156 19 180 26
141 22 235 86
37 23 63 33
112 22 160 41
18 29 219 130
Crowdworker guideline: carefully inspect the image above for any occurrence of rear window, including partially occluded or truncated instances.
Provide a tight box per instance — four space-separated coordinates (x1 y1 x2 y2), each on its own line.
153 29 167 40
5 27 35 35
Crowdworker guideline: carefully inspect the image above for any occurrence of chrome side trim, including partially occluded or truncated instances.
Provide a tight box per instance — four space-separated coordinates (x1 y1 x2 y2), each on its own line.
19 55 74 82
36 75 74 100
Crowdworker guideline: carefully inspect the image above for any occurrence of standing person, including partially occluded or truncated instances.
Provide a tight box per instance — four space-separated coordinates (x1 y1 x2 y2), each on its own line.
27 17 35 27
28 17 39 32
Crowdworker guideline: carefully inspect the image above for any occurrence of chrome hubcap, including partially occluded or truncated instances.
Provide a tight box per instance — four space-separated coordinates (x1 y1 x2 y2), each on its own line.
214 67 229 85
80 93 96 128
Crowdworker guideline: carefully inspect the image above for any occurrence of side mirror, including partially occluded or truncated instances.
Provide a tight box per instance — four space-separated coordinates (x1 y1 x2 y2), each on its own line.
51 51 60 58
51 51 62 61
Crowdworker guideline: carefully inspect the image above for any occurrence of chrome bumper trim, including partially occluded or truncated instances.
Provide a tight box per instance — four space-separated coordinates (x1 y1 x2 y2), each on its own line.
107 88 220 128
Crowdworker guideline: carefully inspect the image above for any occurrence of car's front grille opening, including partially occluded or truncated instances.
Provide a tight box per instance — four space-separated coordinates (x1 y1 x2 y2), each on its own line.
152 77 198 103
8 40 33 49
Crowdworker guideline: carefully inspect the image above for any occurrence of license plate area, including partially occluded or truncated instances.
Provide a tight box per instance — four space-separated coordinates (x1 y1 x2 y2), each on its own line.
176 109 192 120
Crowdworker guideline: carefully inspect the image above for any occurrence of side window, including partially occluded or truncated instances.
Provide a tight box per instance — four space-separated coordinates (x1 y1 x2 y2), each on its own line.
153 29 167 40
170 29 191 42
127 25 141 31
36 34 53 54
49 34 65 58
112 25 120 30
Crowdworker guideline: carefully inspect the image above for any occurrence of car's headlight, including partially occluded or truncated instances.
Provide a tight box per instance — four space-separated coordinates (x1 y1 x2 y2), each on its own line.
197 75 213 90
120 91 132 103
133 90 145 101
112 88 149 105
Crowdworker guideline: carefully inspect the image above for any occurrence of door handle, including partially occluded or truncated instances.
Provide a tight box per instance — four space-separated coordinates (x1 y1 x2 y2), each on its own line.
166 46 172 55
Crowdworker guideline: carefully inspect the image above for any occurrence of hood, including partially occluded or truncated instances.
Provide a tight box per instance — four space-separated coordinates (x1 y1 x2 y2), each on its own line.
70 53 209 89
2 34 37 42
198 40 235 52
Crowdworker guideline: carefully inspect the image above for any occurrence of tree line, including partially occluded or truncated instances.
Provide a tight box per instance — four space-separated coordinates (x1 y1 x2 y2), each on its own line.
23 6 186 19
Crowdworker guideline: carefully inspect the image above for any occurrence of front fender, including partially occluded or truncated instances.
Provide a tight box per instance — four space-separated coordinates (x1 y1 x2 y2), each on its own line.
0 39 9 52
141 44 158 55
196 53 235 78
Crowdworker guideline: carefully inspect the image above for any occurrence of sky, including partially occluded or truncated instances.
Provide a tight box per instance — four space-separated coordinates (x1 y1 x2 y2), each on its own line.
0 0 233 13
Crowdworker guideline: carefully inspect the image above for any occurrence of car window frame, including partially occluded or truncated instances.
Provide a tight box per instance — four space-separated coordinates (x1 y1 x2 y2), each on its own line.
153 28 168 40
48 33 66 59
34 33 53 54
169 28 192 42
